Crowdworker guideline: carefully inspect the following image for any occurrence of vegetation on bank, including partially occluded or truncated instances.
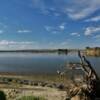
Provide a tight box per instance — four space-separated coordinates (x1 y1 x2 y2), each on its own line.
0 91 6 100
0 90 46 100
85 47 100 56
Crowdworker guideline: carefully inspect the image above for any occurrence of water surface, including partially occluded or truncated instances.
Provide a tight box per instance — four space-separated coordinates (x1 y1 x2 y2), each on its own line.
0 52 99 76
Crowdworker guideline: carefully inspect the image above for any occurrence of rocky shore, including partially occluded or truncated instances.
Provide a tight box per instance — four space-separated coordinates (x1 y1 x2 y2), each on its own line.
0 73 72 100
0 76 66 90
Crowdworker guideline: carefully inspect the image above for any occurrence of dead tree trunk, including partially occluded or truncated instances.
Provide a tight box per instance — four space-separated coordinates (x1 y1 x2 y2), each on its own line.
78 51 99 80
69 51 100 100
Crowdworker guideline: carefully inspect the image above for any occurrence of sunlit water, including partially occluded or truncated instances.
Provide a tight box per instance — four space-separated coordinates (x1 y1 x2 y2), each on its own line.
0 52 100 76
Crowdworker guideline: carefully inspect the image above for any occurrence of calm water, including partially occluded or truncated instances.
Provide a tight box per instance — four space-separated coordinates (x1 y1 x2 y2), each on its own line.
0 52 100 76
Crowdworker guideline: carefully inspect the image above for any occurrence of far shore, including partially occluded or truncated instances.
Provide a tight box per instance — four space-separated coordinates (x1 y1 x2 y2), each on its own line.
0 49 82 53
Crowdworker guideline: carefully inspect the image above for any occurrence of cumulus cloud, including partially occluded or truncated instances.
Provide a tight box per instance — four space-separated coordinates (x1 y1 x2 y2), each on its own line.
84 26 100 36
85 16 100 22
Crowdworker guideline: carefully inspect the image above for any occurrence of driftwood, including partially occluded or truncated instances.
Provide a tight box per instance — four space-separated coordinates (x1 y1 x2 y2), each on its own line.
69 51 100 100
78 51 99 80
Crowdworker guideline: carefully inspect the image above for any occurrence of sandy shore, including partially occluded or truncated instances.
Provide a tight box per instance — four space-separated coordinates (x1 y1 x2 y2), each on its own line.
0 73 72 100
1 86 67 100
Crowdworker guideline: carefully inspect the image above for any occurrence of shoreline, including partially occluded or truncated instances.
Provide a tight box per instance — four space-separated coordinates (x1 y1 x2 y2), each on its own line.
0 71 72 84
0 72 74 91
0 72 70 100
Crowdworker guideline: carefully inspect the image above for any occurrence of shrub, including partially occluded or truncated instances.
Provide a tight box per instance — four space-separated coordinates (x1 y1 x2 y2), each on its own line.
0 90 6 100
18 96 46 100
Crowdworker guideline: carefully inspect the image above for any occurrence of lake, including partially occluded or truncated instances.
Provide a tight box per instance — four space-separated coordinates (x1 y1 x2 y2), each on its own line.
0 52 100 76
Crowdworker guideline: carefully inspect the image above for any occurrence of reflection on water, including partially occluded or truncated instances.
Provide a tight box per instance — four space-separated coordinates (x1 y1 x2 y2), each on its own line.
0 52 99 76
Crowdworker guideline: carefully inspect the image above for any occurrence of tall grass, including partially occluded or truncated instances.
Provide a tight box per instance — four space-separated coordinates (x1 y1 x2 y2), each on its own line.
18 96 46 100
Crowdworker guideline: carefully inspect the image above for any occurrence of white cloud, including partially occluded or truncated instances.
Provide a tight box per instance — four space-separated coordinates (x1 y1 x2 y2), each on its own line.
44 26 53 32
85 16 100 22
33 0 100 20
63 0 100 20
59 23 66 30
0 40 70 49
32 0 60 16
0 40 35 45
84 26 100 36
0 40 51 50
0 30 4 34
71 32 80 36
45 22 66 34
17 30 32 33
44 26 58 34
0 40 37 50
59 25 65 30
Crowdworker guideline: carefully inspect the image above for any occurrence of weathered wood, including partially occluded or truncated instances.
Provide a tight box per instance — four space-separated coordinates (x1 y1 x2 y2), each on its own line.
83 55 99 80
78 51 89 76
69 51 100 100
78 51 99 80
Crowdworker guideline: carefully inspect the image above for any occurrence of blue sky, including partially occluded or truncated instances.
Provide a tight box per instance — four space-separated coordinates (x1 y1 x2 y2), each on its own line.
0 0 100 50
